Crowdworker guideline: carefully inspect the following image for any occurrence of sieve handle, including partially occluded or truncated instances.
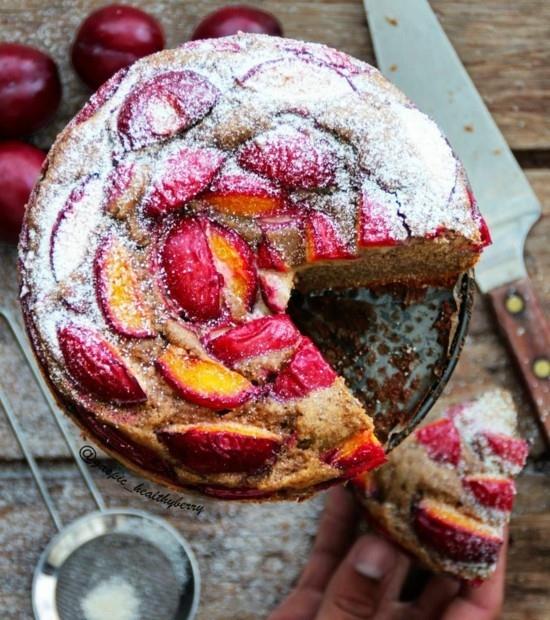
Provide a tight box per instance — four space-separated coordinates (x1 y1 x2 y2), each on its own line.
0 387 63 531
0 309 107 519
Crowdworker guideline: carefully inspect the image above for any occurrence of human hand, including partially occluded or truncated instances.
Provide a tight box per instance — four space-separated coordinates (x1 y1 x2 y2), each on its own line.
269 487 506 620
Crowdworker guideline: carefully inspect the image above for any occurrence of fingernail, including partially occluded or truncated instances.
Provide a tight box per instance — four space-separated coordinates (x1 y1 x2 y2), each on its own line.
353 537 396 580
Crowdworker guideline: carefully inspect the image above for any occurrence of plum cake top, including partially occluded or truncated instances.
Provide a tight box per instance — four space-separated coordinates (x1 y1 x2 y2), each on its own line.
354 390 527 581
19 34 489 500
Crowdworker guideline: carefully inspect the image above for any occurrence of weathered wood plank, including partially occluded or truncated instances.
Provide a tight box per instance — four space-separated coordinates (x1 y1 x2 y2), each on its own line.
0 464 323 620
431 0 550 151
0 0 548 149
0 463 546 619
504 513 550 620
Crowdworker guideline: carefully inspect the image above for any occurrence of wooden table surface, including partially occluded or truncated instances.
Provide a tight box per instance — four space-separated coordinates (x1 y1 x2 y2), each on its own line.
0 1 548 619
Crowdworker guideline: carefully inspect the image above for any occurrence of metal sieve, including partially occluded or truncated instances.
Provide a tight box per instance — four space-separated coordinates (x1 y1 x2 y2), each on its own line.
0 309 200 620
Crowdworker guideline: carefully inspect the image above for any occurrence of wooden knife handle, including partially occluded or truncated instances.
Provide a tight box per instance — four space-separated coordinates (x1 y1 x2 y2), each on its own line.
488 277 550 443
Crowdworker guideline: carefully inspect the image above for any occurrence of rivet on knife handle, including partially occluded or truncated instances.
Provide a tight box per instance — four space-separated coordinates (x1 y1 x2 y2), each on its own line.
488 277 550 443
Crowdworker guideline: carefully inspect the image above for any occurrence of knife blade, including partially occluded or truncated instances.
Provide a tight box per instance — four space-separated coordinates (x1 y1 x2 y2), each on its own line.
364 0 550 438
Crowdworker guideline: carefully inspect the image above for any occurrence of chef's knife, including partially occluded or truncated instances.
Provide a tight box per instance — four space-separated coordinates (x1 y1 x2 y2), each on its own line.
364 0 550 440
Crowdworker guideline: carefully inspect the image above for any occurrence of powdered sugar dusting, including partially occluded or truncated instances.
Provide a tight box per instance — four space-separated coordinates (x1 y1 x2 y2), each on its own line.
451 390 519 446
241 56 353 102
358 389 527 581
393 105 458 234
81 576 140 620
450 390 528 476
50 178 104 282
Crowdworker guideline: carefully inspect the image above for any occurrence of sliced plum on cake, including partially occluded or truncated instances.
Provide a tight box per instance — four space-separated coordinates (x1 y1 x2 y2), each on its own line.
143 146 225 217
238 127 337 190
104 163 149 219
156 422 283 474
74 66 129 125
258 270 294 314
272 337 337 399
74 402 175 480
160 216 224 322
207 221 258 320
256 229 296 313
203 168 285 217
50 177 102 283
322 430 386 479
480 432 529 469
206 314 301 379
58 324 146 405
304 211 355 261
117 70 219 149
94 235 154 338
357 181 409 248
159 216 257 322
415 418 461 466
462 475 516 511
240 56 354 103
256 234 290 272
413 498 503 564
156 344 256 410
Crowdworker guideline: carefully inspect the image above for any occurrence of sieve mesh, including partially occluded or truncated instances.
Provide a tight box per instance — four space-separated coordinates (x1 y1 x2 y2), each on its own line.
55 533 193 620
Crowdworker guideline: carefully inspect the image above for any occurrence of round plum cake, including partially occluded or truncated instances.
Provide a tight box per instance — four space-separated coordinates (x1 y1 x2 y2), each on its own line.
19 34 490 500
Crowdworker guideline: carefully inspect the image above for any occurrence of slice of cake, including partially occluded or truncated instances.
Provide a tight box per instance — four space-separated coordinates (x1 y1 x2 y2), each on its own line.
19 34 489 500
353 390 528 580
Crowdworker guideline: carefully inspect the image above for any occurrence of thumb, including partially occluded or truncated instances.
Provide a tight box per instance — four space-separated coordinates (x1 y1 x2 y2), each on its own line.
315 535 410 620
